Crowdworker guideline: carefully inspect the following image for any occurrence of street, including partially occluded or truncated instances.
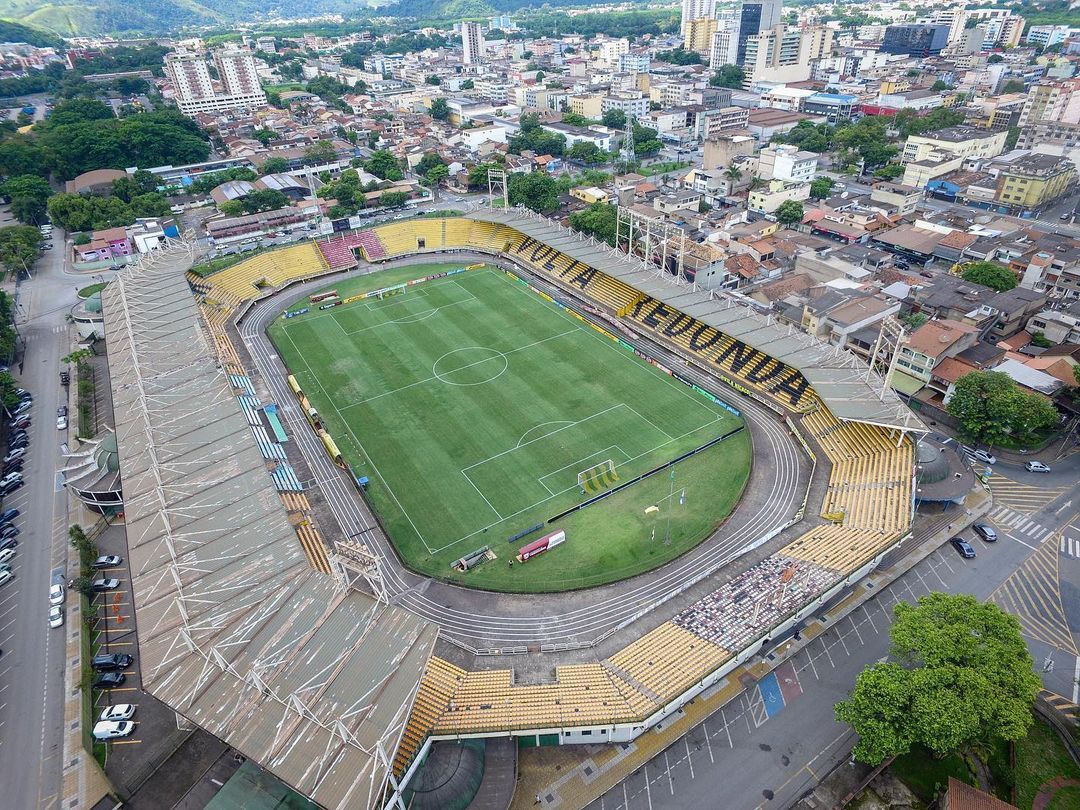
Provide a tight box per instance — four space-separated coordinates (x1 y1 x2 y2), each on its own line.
0 222 81 810
580 457 1079 810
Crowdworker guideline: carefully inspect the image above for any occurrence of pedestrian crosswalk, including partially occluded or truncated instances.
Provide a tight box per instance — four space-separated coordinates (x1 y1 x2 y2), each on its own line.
991 538 1078 655
989 504 1055 543
1061 536 1080 560
988 477 1069 513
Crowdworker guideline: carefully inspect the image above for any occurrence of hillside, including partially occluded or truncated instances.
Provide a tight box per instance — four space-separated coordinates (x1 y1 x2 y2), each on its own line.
0 0 378 36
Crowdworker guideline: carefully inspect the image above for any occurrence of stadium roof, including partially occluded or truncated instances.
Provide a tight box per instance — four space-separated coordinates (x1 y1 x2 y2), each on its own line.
102 241 437 810
471 208 925 433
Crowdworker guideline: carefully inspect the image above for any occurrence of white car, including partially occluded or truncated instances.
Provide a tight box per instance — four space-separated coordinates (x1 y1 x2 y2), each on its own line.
92 720 135 740
1024 460 1051 473
49 582 64 606
56 415 67 431
99 704 135 722
49 605 63 628
971 449 997 465
0 548 14 565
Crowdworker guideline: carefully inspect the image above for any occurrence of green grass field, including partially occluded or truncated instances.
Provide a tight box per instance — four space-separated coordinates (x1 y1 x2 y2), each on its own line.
268 263 751 591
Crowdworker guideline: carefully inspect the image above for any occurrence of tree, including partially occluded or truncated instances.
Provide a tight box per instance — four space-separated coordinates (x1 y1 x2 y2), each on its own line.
931 79 952 91
366 150 403 181
508 171 559 213
45 98 115 127
219 200 244 217
601 108 627 130
960 261 1016 292
240 189 288 214
836 593 1040 765
655 47 702 65
424 164 449 187
0 225 40 277
460 79 474 90
988 54 1004 64
430 97 450 121
873 164 906 181
69 524 98 576
379 191 409 208
724 165 743 183
417 152 446 176
302 139 337 167
569 202 617 245
425 75 442 86
567 141 605 164
710 65 744 89
130 192 172 218
0 174 52 224
775 199 804 226
947 371 1059 446
561 112 590 126
252 127 276 146
110 169 157 202
809 177 835 200
467 162 498 189
260 156 290 175
1001 79 1025 93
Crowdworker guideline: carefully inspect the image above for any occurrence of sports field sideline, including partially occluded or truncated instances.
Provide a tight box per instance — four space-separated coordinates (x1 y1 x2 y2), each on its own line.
268 263 750 591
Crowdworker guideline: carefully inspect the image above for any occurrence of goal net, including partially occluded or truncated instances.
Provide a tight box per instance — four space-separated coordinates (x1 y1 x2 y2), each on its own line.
577 459 618 494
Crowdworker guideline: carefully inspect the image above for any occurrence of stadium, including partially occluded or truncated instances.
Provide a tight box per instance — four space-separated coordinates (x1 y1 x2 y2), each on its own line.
103 206 924 809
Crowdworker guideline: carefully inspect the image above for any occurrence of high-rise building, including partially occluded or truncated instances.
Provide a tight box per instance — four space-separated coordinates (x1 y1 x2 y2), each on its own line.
215 47 262 98
709 19 739 68
681 0 717 36
742 25 832 88
461 22 485 65
880 24 950 57
735 0 782 66
685 17 719 54
164 47 267 116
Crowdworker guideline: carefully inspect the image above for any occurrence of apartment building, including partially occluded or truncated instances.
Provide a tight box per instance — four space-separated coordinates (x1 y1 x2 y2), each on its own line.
685 18 718 54
994 153 1077 216
748 178 810 214
902 126 1008 164
461 22 485 65
1018 80 1080 127
756 143 817 183
165 47 267 116
896 319 979 383
741 25 832 88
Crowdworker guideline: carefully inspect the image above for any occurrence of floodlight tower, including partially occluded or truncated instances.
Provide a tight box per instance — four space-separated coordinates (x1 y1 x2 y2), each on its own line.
620 114 636 169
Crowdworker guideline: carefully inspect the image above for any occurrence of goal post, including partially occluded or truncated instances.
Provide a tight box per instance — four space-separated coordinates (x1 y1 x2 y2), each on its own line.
577 459 618 494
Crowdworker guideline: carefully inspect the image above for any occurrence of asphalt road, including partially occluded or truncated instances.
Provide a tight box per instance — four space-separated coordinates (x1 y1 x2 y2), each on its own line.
0 223 79 810
585 495 1074 810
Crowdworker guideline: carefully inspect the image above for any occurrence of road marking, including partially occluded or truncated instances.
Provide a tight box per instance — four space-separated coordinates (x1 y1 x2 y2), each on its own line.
684 737 695 779
643 764 654 810
821 638 836 668
806 649 820 680
1008 533 1038 551
848 615 864 645
664 751 674 794
720 709 733 747
701 720 715 763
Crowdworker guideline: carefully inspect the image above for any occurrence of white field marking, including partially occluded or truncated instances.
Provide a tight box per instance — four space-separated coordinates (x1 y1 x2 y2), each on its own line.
432 346 510 387
515 420 575 448
342 328 578 408
283 272 472 328
483 267 735 423
430 413 724 554
280 328 434 552
624 404 674 441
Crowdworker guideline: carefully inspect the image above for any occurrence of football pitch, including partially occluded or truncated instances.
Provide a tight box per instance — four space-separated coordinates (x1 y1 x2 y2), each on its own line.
268 263 751 591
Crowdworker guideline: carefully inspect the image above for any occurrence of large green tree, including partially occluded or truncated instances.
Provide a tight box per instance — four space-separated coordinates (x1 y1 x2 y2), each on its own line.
959 261 1016 292
0 174 52 224
775 199 805 226
366 150 403 181
836 593 1040 765
809 177 835 200
569 202 617 246
508 171 559 213
430 97 450 121
710 65 744 89
947 370 1060 446
0 225 41 276
601 108 627 130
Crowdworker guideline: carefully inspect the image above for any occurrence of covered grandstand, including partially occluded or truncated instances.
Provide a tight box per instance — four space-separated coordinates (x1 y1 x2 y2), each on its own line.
102 241 438 810
101 208 931 808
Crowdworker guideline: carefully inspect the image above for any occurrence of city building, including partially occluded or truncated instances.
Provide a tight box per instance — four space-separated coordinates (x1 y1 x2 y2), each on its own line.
461 22 485 66
902 126 1008 164
994 153 1077 216
896 319 979 383
757 143 818 183
165 47 267 116
681 0 717 36
802 92 858 123
1018 80 1080 127
685 18 719 55
880 24 950 58
748 178 811 214
742 25 832 88
735 0 781 66
965 8 1025 50
709 20 739 69
869 182 922 216
1025 25 1079 49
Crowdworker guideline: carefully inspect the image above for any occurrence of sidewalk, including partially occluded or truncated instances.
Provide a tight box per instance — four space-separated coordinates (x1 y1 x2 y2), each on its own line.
511 488 992 810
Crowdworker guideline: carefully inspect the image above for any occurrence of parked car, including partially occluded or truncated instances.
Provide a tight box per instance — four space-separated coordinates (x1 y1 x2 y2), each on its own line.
56 415 67 431
1 479 24 495
0 569 12 587
99 704 135 722
49 582 64 606
91 653 133 671
0 508 19 524
1024 460 1051 473
971 449 997 465
10 417 30 430
950 536 977 559
3 448 25 464
91 578 120 592
92 555 122 569
0 548 14 565
92 720 135 740
56 406 67 418
92 672 126 689
0 537 17 552
0 525 18 540
2 460 23 475
48 605 63 628
0 472 23 487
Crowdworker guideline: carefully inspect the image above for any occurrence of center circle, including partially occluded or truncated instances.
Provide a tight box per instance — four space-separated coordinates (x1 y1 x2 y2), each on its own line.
432 346 509 386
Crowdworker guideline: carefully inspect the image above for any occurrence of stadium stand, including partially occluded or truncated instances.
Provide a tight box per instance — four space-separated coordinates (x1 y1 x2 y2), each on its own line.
173 216 923 796
316 232 365 269
196 243 328 301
